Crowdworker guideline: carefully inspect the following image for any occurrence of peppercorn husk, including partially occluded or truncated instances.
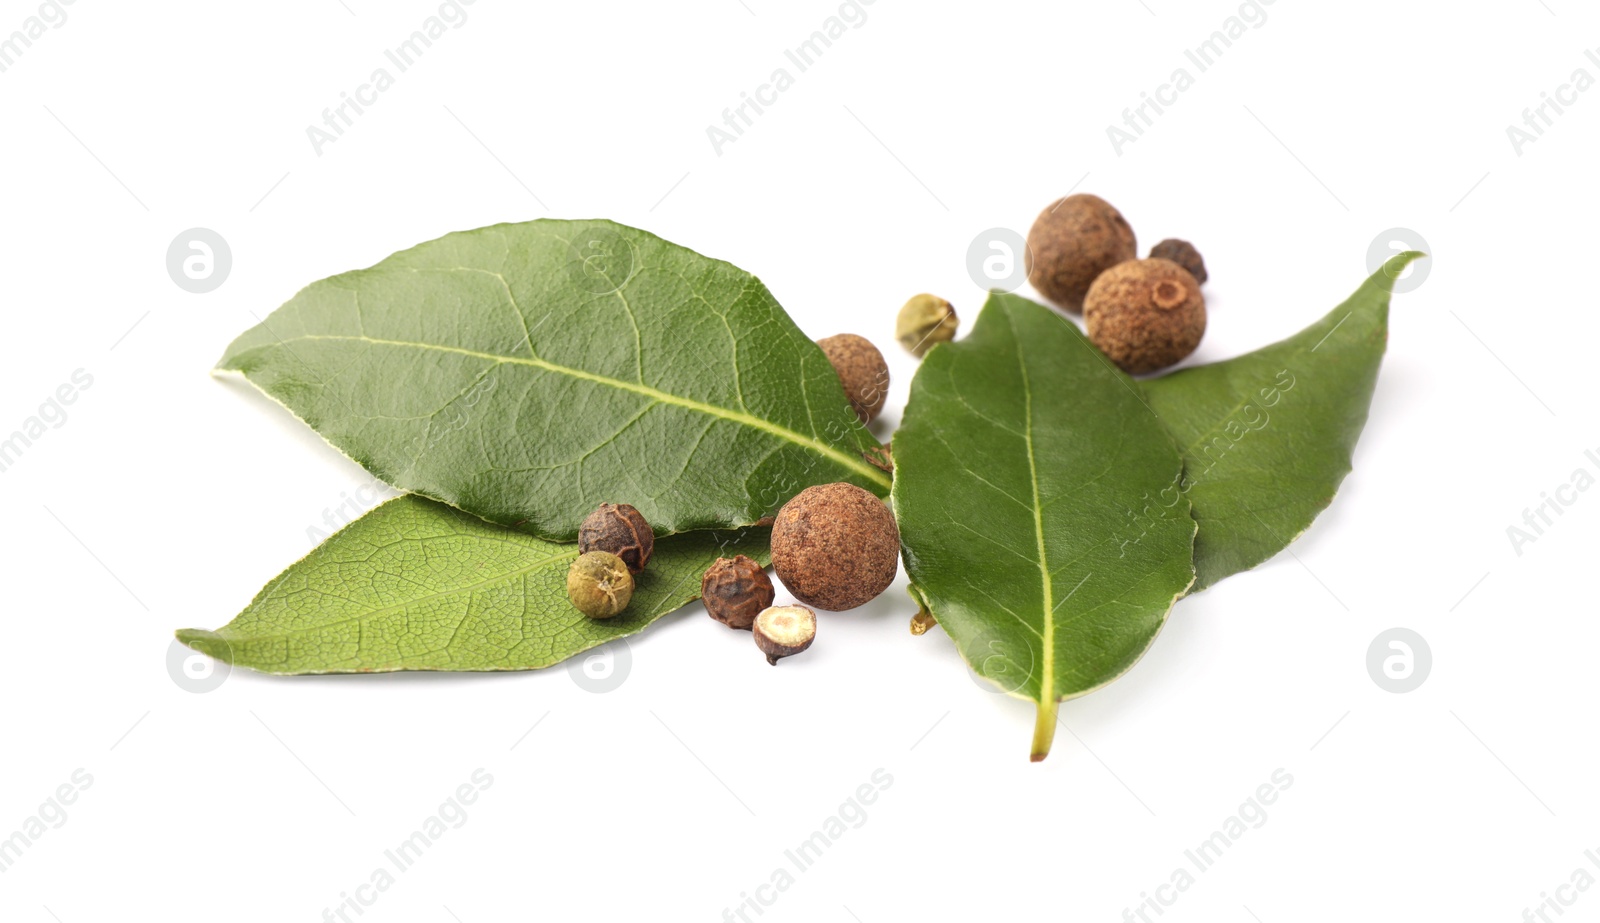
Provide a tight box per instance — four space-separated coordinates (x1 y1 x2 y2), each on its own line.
701 555 775 630
1149 238 1208 285
579 503 655 574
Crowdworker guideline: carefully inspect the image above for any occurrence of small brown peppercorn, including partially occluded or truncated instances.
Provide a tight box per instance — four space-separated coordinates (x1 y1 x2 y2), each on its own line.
579 503 654 574
771 483 899 611
1025 194 1137 313
753 605 816 665
1149 238 1208 285
567 551 634 619
1084 258 1207 375
701 555 775 630
816 334 889 425
895 294 959 358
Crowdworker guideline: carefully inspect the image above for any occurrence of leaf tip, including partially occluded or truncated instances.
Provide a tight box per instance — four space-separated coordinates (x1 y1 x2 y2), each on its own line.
174 629 233 665
1379 250 1428 286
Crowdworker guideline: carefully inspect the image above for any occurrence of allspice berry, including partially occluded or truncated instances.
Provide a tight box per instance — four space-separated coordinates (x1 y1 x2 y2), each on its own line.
895 294 958 358
579 503 654 574
816 334 889 425
1083 258 1207 375
771 483 899 611
567 551 634 619
1149 238 1207 285
701 555 775 630
753 605 816 665
1025 193 1137 313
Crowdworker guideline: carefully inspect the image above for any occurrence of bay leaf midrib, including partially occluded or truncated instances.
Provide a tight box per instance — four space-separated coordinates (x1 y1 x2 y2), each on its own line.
250 332 891 488
1012 313 1055 708
214 549 576 647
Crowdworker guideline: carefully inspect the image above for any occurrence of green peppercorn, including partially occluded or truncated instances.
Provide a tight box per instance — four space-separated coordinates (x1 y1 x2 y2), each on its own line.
895 294 958 358
567 551 634 619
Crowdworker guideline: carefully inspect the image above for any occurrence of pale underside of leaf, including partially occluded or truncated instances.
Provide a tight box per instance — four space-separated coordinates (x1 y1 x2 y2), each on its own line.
177 495 770 675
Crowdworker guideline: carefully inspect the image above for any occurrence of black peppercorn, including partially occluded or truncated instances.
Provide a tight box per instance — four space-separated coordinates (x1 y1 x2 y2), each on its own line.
1149 238 1207 285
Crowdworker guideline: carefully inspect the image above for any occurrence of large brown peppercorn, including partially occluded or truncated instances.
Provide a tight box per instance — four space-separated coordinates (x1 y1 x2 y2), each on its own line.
1025 194 1137 313
1083 258 1207 375
816 334 889 425
1149 238 1208 285
579 503 655 574
701 555 775 630
770 483 899 611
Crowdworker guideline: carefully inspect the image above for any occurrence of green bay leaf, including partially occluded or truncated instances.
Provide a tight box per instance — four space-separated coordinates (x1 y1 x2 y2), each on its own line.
892 293 1195 761
1142 253 1423 592
177 495 768 674
218 219 890 540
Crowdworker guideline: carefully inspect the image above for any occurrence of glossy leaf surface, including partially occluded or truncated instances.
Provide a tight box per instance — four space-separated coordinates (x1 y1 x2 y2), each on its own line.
1142 253 1422 591
218 220 889 540
893 293 1195 760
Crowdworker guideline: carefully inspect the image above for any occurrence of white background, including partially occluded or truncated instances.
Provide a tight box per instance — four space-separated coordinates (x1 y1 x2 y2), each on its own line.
1 1 1596 920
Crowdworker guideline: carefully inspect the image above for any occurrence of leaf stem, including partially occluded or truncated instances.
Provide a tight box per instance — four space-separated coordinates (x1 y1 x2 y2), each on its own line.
1030 700 1058 762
